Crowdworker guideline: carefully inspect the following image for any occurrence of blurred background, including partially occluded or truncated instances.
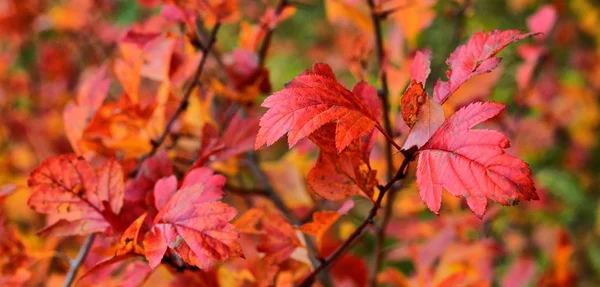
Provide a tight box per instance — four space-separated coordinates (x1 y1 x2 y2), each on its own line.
1 0 599 286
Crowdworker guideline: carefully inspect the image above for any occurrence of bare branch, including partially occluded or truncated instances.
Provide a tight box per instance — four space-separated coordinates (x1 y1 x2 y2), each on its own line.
297 155 413 287
142 22 222 161
63 234 96 287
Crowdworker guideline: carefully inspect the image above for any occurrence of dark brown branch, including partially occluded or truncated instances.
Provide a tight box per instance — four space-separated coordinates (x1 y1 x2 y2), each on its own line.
244 153 332 286
257 0 290 66
366 0 399 284
143 22 222 161
161 252 199 272
63 234 96 287
297 156 412 287
225 183 269 196
193 19 225 68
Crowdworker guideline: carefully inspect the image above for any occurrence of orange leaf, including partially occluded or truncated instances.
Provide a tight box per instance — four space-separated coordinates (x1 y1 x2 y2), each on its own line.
307 124 378 201
258 214 301 264
116 213 147 256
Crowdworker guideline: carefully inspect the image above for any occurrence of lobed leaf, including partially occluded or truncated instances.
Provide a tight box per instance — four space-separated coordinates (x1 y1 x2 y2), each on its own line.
416 102 538 217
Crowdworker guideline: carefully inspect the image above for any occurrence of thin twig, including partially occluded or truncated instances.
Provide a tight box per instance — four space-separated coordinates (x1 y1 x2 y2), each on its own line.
366 0 400 284
194 19 225 68
63 234 96 287
257 0 290 66
142 22 222 161
297 156 412 287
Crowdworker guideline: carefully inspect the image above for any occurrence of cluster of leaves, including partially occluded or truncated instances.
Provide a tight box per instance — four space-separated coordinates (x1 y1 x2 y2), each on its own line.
1 0 600 286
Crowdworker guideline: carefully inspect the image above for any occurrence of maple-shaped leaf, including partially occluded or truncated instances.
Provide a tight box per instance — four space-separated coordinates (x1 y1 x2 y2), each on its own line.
28 155 124 236
255 63 384 153
307 124 378 201
416 102 538 217
433 30 536 104
143 167 242 269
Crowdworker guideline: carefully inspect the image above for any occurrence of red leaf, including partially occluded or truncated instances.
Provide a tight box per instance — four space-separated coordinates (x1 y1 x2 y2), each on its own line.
153 175 177 211
63 66 110 154
416 102 537 217
433 30 536 104
27 155 124 236
143 168 242 269
224 49 271 94
257 213 301 264
501 256 537 287
255 63 382 153
96 159 125 214
125 151 173 203
220 113 260 158
410 49 431 84
527 5 557 39
307 124 378 201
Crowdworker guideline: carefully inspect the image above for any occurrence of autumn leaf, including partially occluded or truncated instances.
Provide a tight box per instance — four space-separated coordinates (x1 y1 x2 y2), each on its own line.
433 30 536 104
116 213 147 256
389 0 436 48
324 0 372 33
299 200 353 249
307 124 378 201
233 208 264 234
501 256 537 287
125 151 173 203
257 213 302 264
143 167 243 269
27 155 125 236
527 5 557 39
410 50 432 85
401 83 445 150
416 102 538 217
401 50 444 150
255 63 384 153
63 66 110 155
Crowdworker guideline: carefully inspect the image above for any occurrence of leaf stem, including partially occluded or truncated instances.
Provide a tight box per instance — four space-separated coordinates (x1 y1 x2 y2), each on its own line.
296 157 412 287
63 234 96 287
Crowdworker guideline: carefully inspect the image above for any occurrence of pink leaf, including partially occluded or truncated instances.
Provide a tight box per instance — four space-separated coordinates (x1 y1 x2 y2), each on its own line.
153 176 177 211
501 256 537 287
96 159 124 214
433 30 536 104
410 49 431 84
145 168 242 269
416 102 538 217
527 5 557 39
